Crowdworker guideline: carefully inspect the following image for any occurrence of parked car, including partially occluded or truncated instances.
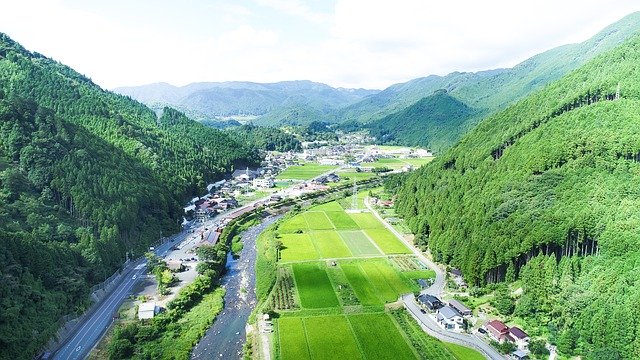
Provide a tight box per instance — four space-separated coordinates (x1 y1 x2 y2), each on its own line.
477 328 487 334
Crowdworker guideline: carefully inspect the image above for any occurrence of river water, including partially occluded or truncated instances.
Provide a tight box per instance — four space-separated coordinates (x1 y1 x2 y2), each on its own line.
191 216 279 359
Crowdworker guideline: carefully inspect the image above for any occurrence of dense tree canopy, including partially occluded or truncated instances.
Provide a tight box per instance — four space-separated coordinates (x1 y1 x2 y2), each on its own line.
396 35 640 358
225 124 302 152
0 33 259 359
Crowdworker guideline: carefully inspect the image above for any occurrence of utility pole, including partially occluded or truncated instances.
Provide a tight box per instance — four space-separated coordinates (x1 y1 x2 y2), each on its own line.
351 177 358 211
616 82 621 100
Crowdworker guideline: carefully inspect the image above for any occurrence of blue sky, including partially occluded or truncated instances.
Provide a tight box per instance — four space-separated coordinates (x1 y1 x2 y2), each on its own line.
1 0 638 89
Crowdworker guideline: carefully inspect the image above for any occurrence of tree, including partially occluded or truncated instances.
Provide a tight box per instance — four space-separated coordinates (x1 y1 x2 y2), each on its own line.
528 339 549 357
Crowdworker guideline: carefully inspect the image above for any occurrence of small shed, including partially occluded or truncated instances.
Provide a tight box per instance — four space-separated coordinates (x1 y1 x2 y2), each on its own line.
449 299 472 316
138 302 158 320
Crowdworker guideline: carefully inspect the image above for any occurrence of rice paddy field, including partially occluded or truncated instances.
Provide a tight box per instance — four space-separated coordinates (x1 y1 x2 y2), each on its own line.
268 194 477 360
275 163 337 180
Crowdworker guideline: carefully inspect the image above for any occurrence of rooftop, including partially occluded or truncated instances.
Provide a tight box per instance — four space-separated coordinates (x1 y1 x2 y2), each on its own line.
487 319 508 333
438 306 460 319
509 326 529 339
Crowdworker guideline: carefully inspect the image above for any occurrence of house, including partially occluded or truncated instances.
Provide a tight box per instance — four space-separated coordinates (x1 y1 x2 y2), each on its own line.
253 177 275 188
232 168 260 181
417 294 443 311
509 327 530 350
449 299 472 317
512 349 530 360
138 302 158 320
436 306 464 332
449 268 468 289
326 173 340 182
486 320 510 343
417 279 431 289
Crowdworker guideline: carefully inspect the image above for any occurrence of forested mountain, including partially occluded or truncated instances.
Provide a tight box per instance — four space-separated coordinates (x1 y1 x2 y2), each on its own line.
366 89 477 152
0 33 258 359
355 12 640 150
395 34 640 358
115 80 378 125
224 124 302 152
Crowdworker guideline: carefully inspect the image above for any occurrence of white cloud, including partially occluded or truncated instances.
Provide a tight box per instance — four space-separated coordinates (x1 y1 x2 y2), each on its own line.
0 0 638 89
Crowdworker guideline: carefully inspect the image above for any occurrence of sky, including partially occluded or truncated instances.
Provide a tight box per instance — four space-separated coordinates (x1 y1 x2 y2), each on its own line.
1 0 639 90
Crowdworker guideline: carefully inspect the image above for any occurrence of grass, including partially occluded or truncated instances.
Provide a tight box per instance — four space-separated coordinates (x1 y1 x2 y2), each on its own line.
402 269 437 281
348 313 417 360
360 260 413 302
364 228 411 254
278 214 308 233
391 309 462 360
279 233 319 262
292 263 340 308
341 263 384 306
310 201 344 212
278 317 311 360
443 342 485 360
304 316 363 360
349 213 384 229
339 230 381 256
325 211 360 230
402 157 434 167
310 230 353 258
303 211 334 230
276 164 336 180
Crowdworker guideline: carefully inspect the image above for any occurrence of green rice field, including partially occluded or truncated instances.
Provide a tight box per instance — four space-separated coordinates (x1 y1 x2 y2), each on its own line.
276 164 337 180
364 228 411 254
291 263 340 308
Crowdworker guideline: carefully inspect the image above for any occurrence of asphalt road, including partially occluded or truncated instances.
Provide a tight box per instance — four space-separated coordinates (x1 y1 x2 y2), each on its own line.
191 216 280 359
51 231 188 360
365 198 504 360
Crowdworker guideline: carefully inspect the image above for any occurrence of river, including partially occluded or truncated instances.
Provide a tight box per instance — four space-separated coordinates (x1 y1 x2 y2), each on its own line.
191 216 279 359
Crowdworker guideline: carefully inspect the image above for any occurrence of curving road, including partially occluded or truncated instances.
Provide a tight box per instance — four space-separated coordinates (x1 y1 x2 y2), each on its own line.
364 197 504 360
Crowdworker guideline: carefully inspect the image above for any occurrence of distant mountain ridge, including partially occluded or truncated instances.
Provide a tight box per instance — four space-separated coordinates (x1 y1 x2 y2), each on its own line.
115 80 379 124
358 11 640 151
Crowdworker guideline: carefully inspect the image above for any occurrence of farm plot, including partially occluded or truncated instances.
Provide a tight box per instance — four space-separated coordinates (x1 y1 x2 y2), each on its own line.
340 263 384 306
276 164 336 180
310 201 344 212
279 233 319 262
305 316 363 360
349 212 384 229
270 267 299 310
339 231 381 256
278 317 311 360
325 211 360 230
359 260 413 302
348 313 417 360
291 263 340 308
309 231 352 258
278 214 308 233
303 211 334 230
364 228 411 254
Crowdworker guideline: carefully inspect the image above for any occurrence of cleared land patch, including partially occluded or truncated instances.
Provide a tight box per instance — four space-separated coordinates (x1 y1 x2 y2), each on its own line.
292 263 340 308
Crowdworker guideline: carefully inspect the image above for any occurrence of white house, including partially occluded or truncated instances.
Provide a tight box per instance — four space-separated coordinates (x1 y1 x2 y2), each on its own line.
436 305 464 332
509 327 530 350
138 302 158 320
253 177 275 188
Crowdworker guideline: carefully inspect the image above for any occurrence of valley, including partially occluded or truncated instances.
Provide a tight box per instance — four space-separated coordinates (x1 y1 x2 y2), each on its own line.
2 6 640 360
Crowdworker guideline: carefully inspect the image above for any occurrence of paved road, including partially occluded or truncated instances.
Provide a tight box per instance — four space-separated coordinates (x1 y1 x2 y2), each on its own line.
402 294 504 360
52 232 188 360
364 197 445 295
192 216 280 359
365 198 504 360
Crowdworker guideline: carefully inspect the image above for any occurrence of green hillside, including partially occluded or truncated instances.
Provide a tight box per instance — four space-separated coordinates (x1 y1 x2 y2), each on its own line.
395 34 640 358
367 89 477 152
0 33 258 359
359 12 640 150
